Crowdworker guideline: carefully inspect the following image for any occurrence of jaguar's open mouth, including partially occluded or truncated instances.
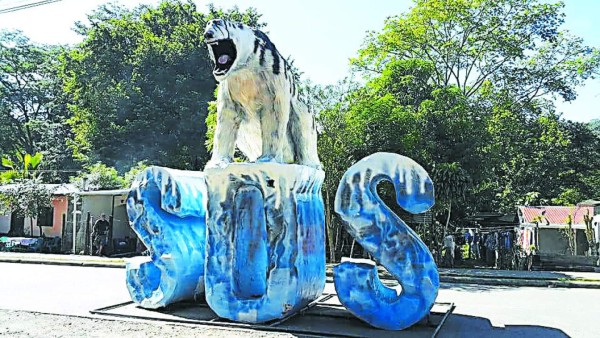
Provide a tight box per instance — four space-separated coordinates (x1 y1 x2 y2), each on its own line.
207 39 237 76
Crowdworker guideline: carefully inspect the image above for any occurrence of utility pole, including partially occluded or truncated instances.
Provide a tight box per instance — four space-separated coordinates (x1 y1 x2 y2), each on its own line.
71 194 78 254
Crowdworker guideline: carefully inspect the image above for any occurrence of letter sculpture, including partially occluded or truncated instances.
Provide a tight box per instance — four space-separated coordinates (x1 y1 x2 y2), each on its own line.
125 19 439 331
334 153 438 330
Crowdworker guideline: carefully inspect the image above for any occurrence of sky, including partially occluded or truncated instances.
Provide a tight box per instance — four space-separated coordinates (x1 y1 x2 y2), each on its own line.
0 0 598 123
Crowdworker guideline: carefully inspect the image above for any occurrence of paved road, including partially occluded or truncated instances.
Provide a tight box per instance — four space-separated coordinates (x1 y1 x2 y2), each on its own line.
1 263 599 337
437 283 598 337
0 262 130 316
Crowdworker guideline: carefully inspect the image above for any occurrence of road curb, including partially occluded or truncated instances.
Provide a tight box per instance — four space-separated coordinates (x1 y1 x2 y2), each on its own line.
3 256 600 289
323 270 600 289
439 275 600 289
0 257 125 268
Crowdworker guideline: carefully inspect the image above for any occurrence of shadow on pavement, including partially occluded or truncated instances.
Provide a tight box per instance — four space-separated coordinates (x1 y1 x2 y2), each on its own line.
441 314 569 338
93 300 454 338
441 268 575 280
440 283 514 292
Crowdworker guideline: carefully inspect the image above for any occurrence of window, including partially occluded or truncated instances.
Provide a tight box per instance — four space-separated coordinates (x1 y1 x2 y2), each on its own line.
38 207 54 227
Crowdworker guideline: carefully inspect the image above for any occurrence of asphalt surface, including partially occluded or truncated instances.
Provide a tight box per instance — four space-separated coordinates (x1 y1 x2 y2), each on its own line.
1 262 599 337
3 252 600 288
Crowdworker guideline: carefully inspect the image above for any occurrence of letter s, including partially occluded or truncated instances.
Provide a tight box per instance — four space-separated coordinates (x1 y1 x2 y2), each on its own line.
333 152 439 330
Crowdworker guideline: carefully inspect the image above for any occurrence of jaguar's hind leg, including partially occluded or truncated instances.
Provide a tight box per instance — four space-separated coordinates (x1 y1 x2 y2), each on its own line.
291 100 321 169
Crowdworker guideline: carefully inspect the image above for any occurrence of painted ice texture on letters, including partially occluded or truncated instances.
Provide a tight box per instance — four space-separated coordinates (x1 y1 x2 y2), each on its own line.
334 152 439 330
125 167 207 309
204 163 326 323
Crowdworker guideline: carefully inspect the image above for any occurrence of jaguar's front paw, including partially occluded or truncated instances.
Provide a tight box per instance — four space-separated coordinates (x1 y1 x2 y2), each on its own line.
256 155 278 164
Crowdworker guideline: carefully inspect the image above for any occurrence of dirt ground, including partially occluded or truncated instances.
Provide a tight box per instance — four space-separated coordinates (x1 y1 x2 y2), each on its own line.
0 310 298 338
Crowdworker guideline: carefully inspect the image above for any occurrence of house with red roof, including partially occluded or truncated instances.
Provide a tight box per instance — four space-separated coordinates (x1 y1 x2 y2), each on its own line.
517 205 598 256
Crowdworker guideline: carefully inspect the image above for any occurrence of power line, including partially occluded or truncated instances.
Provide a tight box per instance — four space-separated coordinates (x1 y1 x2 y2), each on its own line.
0 0 35 6
0 169 83 172
0 0 61 11
0 0 64 15
0 0 34 5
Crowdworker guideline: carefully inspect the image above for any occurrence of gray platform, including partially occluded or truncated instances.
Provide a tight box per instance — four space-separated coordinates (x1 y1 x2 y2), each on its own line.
91 294 454 338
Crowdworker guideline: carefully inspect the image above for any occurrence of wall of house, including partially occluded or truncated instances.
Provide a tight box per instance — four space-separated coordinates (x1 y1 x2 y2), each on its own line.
36 196 69 238
76 193 135 253
112 200 132 240
537 228 590 255
538 228 569 254
0 196 69 238
0 213 36 237
24 217 35 236
0 213 10 234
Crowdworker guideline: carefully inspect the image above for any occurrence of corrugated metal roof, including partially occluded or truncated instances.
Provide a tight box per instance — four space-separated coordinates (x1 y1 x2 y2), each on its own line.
518 206 594 225
578 200 600 206
77 188 130 196
0 183 78 195
0 183 130 196
52 184 79 195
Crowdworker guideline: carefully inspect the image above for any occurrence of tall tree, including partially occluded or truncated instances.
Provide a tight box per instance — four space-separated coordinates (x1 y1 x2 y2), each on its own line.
0 30 75 182
348 0 600 214
353 0 599 106
313 78 362 262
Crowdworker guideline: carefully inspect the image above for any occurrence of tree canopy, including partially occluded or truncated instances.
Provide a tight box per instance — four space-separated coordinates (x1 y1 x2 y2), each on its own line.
313 0 600 256
0 30 75 182
353 0 599 105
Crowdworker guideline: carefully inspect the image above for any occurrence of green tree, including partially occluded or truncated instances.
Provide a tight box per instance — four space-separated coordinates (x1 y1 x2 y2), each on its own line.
314 56 486 258
353 0 599 105
123 161 149 187
558 120 600 201
70 162 124 191
483 109 600 210
0 30 76 182
349 0 600 215
62 1 264 172
0 151 48 235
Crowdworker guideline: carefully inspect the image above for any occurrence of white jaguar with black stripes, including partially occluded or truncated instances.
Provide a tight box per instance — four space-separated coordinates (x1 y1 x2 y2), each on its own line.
203 19 321 170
